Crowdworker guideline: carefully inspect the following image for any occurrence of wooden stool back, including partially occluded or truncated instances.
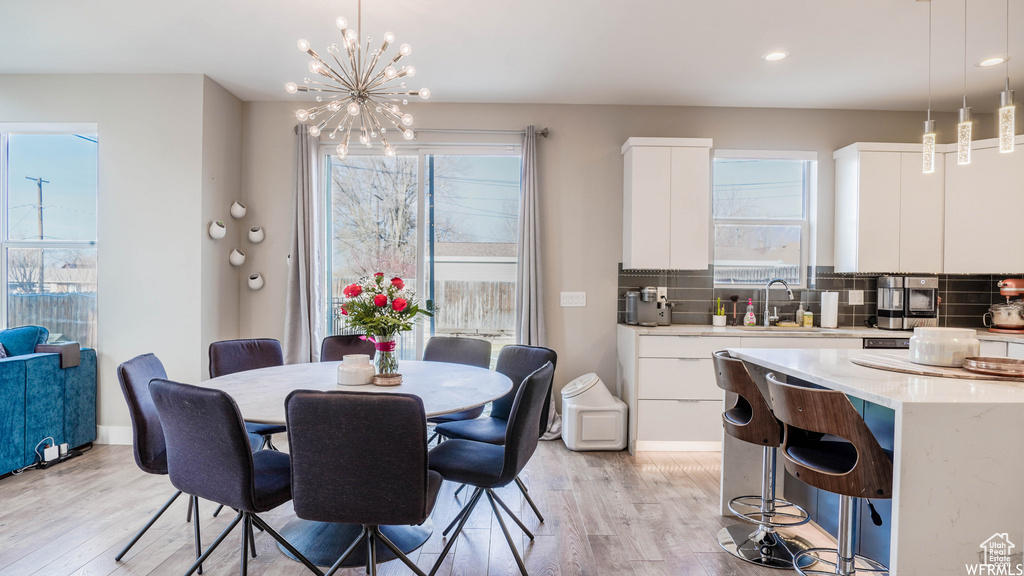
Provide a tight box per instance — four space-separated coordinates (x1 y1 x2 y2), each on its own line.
765 372 893 499
713 350 782 447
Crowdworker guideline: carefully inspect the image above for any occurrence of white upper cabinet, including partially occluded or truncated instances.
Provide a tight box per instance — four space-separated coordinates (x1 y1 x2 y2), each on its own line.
833 143 944 273
944 136 1024 273
622 138 713 270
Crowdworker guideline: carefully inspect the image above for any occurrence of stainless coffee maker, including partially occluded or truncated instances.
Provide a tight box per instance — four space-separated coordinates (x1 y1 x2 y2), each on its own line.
877 275 940 330
876 276 904 330
625 287 659 326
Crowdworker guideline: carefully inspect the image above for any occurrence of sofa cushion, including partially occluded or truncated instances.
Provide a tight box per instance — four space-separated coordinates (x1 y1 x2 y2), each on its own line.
0 326 49 357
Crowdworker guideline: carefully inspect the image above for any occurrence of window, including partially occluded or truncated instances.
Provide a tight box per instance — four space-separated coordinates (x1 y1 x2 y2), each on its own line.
0 129 98 347
324 147 521 364
712 151 815 287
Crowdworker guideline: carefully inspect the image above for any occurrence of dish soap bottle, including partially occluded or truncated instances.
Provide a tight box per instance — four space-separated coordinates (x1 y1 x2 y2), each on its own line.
744 298 757 326
795 302 805 326
803 309 814 327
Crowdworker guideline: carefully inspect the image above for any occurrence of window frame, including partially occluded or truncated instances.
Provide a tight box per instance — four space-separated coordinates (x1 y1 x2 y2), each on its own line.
0 124 98 337
319 142 522 359
711 149 817 289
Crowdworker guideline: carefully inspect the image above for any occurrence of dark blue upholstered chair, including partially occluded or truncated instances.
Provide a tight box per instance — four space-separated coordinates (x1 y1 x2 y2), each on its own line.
319 334 376 362
149 378 322 576
209 339 288 451
427 361 555 576
423 337 492 435
434 345 557 519
286 390 441 576
115 353 206 572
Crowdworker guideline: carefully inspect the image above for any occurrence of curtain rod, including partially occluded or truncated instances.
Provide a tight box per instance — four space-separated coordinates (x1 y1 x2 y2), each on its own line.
294 126 549 137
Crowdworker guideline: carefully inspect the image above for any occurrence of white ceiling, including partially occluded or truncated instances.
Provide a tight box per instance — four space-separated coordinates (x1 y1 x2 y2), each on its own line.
2 0 1022 112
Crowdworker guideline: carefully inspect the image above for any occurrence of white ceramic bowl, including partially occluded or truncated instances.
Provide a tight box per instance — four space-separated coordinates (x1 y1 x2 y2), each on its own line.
909 327 980 367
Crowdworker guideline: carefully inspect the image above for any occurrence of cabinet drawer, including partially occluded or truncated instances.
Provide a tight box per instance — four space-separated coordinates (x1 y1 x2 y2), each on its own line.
980 340 1007 357
638 336 742 358
738 337 862 350
637 400 722 443
1008 343 1024 360
637 358 722 400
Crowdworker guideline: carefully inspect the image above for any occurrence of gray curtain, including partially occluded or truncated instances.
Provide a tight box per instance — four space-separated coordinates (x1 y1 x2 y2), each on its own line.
283 127 323 364
515 126 559 439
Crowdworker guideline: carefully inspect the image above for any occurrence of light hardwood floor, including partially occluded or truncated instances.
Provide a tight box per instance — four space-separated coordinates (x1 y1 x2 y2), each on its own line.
0 442 832 576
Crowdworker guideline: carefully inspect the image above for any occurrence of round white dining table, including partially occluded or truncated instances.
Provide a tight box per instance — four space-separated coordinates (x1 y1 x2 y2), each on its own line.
199 360 513 569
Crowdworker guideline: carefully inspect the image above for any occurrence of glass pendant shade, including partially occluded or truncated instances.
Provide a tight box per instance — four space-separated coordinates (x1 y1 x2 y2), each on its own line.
957 106 972 165
1000 88 1016 153
923 120 936 174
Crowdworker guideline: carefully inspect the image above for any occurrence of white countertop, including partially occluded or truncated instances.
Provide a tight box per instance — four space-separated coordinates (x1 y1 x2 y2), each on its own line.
727 347 1024 408
620 323 1024 344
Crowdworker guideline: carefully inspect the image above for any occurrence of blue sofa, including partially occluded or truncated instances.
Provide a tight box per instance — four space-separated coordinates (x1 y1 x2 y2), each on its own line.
0 326 97 476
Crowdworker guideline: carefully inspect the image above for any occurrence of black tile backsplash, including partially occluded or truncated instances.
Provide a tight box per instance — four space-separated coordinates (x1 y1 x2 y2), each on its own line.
618 264 1004 329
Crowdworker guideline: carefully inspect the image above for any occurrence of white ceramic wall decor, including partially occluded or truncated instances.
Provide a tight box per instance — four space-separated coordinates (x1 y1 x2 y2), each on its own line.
208 220 226 239
230 201 247 219
229 248 246 266
248 225 265 243
248 272 265 290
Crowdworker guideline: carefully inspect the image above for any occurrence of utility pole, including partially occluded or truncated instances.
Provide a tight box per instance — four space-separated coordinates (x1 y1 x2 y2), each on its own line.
25 176 48 294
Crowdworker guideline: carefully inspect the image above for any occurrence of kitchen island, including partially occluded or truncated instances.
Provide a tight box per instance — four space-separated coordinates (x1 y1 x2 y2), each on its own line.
725 347 1024 576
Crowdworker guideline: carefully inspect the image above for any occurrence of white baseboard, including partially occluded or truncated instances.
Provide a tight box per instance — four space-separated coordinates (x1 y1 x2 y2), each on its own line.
635 440 722 452
96 425 133 445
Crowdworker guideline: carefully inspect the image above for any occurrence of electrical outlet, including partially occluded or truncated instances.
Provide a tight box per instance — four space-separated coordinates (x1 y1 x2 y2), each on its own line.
59 443 69 456
43 445 59 462
656 286 667 300
849 290 864 305
560 292 586 307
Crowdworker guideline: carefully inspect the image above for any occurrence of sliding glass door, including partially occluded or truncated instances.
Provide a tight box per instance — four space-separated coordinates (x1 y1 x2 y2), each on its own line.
325 147 521 364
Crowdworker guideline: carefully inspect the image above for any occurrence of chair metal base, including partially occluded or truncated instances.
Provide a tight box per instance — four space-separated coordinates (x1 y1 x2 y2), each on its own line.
793 547 889 576
277 518 432 568
718 524 817 570
728 495 810 528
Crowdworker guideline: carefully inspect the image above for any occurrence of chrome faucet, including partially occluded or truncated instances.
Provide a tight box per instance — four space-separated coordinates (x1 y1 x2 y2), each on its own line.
763 278 794 327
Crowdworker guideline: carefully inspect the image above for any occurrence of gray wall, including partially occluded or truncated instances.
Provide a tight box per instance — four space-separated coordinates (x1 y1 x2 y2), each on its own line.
241 101 977 406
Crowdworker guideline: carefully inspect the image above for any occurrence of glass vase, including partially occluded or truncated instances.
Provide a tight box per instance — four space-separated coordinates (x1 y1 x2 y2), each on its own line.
373 334 399 375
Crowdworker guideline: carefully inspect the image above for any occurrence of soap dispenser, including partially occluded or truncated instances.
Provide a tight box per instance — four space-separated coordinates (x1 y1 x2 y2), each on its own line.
795 302 806 326
743 298 757 326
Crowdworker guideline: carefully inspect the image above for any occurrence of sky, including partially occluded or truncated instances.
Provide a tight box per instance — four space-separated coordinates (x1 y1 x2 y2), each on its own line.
432 154 520 243
712 158 806 220
6 133 98 242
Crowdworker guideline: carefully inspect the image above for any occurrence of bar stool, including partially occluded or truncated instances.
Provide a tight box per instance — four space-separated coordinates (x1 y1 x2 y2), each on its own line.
765 372 892 576
713 350 814 570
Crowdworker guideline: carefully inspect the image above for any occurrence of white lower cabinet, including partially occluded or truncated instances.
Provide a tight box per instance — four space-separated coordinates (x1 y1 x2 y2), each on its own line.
980 340 1008 357
618 327 867 454
1007 342 1024 360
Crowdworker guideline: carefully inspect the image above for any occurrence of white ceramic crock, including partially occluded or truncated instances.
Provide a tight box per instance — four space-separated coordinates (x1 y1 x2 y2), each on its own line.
248 225 265 243
909 327 980 367
337 354 375 385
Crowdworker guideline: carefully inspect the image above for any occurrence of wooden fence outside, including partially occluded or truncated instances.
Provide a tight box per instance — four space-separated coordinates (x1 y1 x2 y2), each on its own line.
8 292 97 348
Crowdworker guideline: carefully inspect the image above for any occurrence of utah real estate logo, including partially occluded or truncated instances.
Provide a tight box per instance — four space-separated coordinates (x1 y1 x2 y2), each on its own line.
967 533 1024 575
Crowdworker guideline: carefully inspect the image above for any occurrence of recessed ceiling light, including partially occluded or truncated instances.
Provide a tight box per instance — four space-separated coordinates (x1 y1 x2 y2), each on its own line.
762 51 790 62
978 56 1010 67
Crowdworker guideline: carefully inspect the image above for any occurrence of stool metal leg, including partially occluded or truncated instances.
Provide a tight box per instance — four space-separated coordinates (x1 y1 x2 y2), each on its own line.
718 446 815 570
792 495 889 576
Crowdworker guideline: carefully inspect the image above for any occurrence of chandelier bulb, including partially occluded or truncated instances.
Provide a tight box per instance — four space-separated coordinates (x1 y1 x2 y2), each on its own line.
370 131 378 138
404 66 416 77
1000 88 1016 153
309 125 321 137
336 144 348 156
384 32 395 44
316 96 323 102
384 66 398 79
402 99 409 105
297 39 310 52
307 60 321 74
328 101 341 112
347 102 361 116
336 17 347 30
404 129 415 140
295 109 309 121
402 114 414 126
419 88 431 100
399 43 412 56
359 133 370 145
285 82 298 94
345 29 357 43
385 146 396 158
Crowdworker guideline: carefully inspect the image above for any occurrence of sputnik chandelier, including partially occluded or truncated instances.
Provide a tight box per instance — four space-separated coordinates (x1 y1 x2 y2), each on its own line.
286 0 429 159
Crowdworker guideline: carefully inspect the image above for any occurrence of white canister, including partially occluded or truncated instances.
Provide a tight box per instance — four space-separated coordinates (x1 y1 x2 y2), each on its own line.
248 225 265 243
337 354 375 385
909 327 980 367
230 201 247 219
247 273 264 290
229 248 246 266
209 220 226 239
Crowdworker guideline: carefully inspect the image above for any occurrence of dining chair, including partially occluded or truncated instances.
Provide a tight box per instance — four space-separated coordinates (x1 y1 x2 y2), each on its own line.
427 361 555 576
115 353 206 572
286 389 441 576
209 338 288 451
149 378 323 576
423 337 492 442
320 334 376 362
433 344 557 519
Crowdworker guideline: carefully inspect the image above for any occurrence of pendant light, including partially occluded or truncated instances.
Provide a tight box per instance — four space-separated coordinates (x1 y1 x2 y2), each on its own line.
923 0 936 174
999 0 1015 153
957 0 972 165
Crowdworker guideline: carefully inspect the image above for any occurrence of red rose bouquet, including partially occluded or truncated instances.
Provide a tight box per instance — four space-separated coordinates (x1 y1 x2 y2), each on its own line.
338 273 432 374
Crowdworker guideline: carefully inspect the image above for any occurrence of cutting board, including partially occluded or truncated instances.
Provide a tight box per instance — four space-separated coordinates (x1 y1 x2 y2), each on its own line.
851 352 1024 382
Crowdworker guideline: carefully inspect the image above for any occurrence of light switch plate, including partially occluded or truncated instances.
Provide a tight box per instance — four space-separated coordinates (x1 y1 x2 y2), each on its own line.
848 290 864 305
560 292 586 307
